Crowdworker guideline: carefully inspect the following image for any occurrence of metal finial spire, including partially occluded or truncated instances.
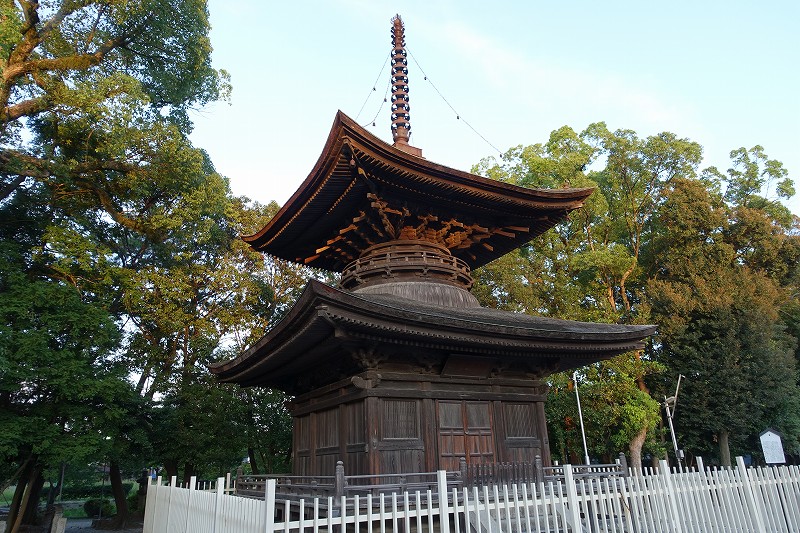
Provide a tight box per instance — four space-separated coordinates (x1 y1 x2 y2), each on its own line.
390 15 411 146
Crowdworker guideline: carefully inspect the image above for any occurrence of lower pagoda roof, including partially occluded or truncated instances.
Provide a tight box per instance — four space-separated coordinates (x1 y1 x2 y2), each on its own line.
210 280 657 392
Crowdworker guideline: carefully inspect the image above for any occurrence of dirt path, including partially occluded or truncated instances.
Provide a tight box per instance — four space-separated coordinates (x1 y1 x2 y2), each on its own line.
64 518 143 533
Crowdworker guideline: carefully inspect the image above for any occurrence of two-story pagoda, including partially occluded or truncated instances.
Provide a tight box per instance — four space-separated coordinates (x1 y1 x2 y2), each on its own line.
211 15 655 478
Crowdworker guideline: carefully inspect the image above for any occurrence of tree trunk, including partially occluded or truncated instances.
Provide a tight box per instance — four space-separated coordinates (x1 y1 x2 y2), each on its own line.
182 463 194 487
22 470 45 525
248 447 260 475
629 425 648 475
6 461 31 533
10 463 42 533
719 430 732 467
109 461 129 527
164 460 178 481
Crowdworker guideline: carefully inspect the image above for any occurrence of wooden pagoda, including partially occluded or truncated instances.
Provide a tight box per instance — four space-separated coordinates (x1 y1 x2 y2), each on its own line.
211 15 655 478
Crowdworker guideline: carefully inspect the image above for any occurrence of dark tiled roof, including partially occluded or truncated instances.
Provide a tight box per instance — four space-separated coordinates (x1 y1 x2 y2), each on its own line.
210 281 656 387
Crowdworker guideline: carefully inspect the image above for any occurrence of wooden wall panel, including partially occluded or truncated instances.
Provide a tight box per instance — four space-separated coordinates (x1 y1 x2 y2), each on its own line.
343 401 367 475
379 448 424 474
383 400 419 438
377 399 424 474
293 415 312 475
501 402 543 464
315 408 339 449
345 402 366 445
312 408 340 477
504 403 536 437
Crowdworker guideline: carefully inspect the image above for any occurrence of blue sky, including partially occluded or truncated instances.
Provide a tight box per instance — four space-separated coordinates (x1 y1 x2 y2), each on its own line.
190 0 800 217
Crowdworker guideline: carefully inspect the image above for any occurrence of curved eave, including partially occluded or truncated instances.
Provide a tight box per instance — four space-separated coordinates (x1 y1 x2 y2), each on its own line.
210 280 657 387
242 111 594 271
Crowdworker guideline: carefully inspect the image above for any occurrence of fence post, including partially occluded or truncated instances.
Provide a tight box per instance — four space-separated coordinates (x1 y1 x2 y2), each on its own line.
618 452 629 476
164 476 177 531
562 464 583 531
459 457 467 485
334 461 345 504
143 476 161 533
736 456 767 532
437 470 451 533
696 456 704 472
534 455 544 484
263 478 276 533
658 459 684 533
212 477 224 533
185 475 196 530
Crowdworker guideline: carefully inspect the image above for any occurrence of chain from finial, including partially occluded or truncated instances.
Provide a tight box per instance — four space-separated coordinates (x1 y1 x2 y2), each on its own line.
390 15 410 144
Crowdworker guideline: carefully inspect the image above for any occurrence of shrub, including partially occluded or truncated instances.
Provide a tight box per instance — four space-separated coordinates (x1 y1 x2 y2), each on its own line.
41 482 133 501
83 499 115 518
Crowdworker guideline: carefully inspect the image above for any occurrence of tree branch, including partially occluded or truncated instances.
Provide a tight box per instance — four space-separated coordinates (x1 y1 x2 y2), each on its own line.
0 174 27 201
2 95 49 122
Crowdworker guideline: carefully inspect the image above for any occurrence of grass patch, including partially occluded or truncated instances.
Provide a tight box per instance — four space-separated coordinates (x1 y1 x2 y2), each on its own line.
2 485 16 505
62 507 89 519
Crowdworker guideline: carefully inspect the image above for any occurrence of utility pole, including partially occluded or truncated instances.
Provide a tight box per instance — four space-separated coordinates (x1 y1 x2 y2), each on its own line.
573 371 591 465
664 374 684 471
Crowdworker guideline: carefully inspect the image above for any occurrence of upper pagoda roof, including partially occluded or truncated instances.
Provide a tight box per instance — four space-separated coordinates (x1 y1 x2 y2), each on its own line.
210 280 657 391
244 111 593 271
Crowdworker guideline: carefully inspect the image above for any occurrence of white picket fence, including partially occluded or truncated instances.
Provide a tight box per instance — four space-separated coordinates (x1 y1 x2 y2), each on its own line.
143 457 800 533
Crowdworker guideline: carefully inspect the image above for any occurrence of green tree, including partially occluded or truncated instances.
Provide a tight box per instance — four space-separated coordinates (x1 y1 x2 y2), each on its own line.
0 1 235 528
473 123 701 469
647 177 800 465
0 234 130 531
0 0 228 206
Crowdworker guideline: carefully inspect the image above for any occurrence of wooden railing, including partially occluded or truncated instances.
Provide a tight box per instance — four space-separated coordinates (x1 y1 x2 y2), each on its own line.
236 455 628 500
544 452 629 481
236 462 462 501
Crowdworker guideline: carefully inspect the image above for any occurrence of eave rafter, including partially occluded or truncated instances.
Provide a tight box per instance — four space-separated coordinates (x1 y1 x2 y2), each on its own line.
304 186 539 267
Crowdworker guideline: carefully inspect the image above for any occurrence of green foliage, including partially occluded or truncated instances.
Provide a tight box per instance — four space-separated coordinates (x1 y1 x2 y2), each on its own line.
40 482 133 501
83 498 115 518
476 122 798 467
238 388 292 474
0 2 287 527
703 146 795 226
0 235 129 471
647 177 800 461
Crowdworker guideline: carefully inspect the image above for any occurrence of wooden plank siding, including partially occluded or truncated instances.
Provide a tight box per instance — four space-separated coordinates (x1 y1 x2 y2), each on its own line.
287 368 551 479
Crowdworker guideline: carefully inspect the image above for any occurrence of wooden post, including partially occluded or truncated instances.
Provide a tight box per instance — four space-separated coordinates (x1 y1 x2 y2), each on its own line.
437 470 450 533
334 461 345 503
459 457 467 485
618 452 629 476
534 454 544 484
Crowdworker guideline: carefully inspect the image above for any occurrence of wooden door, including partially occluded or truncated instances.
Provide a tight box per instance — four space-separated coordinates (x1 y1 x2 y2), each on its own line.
437 400 495 470
376 399 425 474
